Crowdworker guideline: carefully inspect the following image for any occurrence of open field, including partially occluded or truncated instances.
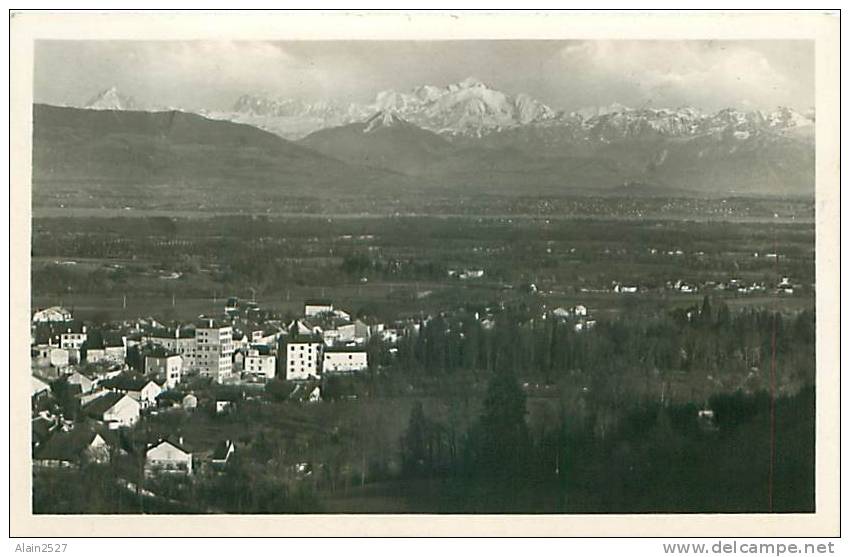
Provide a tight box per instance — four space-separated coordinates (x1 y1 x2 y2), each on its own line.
31 199 814 324
32 193 813 222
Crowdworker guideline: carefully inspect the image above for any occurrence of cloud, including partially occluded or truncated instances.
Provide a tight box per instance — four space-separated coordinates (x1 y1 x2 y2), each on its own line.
134 41 319 96
554 41 806 111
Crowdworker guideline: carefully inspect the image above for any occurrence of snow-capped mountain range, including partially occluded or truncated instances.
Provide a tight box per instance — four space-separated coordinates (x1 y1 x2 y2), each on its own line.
69 79 814 196
208 77 814 142
82 78 814 144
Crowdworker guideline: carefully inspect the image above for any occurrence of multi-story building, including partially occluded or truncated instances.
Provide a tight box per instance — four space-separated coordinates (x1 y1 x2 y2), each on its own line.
58 322 87 365
244 347 276 380
285 335 323 381
146 326 196 370
59 322 87 350
145 350 183 389
195 318 234 382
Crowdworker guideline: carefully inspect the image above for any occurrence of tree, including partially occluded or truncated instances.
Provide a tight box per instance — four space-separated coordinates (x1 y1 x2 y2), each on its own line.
700 295 713 325
401 401 429 476
474 368 530 479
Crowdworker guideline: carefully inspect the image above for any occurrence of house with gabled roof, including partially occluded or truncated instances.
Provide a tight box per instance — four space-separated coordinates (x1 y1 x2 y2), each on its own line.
82 391 140 429
100 372 162 408
33 424 112 468
210 440 236 470
32 306 73 324
145 439 192 476
65 370 96 394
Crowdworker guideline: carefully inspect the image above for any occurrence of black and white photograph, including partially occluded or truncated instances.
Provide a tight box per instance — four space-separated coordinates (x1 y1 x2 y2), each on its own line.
9 9 841 539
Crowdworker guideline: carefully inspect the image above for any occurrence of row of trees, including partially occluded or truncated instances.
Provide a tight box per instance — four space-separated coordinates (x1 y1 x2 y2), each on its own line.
393 298 815 390
397 365 815 513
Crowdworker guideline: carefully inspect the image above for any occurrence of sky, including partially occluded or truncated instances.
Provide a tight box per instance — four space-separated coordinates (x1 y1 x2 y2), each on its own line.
33 40 814 113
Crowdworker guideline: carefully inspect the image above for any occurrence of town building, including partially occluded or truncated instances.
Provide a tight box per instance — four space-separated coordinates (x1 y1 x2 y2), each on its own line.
285 335 323 380
147 326 196 370
101 373 163 408
66 370 96 394
323 346 369 373
245 324 281 346
304 299 334 317
59 322 87 350
33 426 112 468
145 439 193 476
214 391 240 414
244 347 276 380
210 440 235 470
195 318 234 382
31 344 70 370
182 393 198 411
145 350 183 389
336 319 371 344
82 392 141 429
32 306 73 324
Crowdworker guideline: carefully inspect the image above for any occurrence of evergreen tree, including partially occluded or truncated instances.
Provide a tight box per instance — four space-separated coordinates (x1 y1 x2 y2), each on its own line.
401 401 429 476
475 368 530 478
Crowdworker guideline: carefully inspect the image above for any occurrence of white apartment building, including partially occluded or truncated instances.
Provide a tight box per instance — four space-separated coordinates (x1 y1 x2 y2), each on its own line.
245 349 276 380
60 324 87 350
195 319 234 383
285 335 323 381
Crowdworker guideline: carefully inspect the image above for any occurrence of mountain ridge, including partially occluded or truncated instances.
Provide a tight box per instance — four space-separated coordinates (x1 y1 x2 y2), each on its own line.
31 103 412 209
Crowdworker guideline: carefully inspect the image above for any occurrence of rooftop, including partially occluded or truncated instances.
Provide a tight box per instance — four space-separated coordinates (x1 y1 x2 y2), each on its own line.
147 438 191 456
211 440 235 461
287 334 323 344
324 345 367 353
149 325 196 339
82 391 128 418
196 317 232 330
101 372 157 393
34 424 104 462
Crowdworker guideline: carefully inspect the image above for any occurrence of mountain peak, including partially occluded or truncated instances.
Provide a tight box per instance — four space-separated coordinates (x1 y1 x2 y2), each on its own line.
364 110 406 133
85 87 137 111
